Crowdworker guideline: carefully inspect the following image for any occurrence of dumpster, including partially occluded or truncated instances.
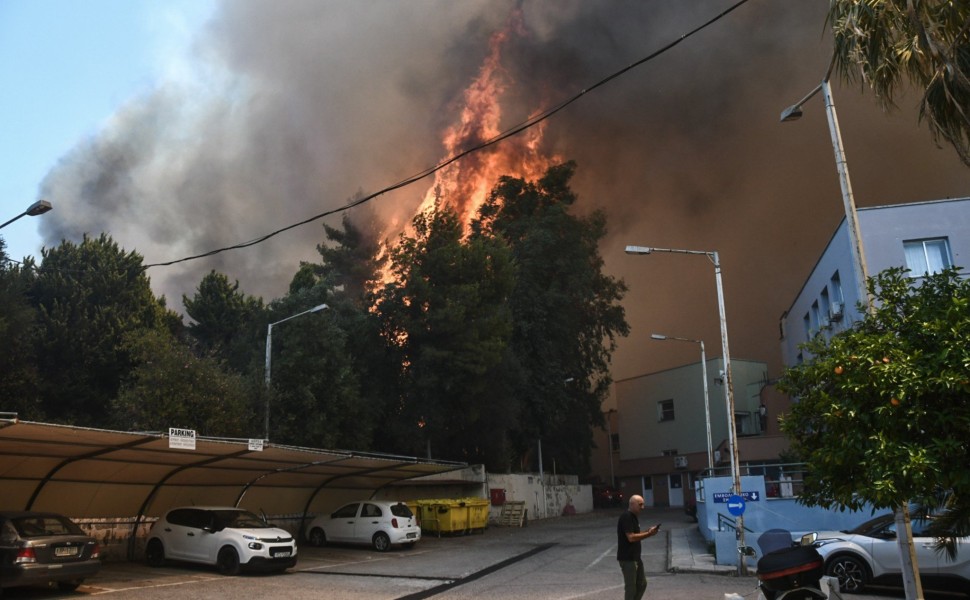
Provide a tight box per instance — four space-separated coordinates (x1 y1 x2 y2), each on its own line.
412 498 485 536
461 497 489 533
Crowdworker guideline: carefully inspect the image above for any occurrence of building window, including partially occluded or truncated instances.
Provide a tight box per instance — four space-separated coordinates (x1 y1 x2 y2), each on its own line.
657 399 675 422
830 272 843 304
610 433 620 452
661 449 678 456
904 238 952 276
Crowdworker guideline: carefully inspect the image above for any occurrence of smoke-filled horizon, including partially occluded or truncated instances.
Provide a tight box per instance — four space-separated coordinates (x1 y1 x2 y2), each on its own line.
37 1 970 381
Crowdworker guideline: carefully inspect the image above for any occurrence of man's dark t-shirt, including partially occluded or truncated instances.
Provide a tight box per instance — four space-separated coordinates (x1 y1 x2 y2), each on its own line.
616 511 641 561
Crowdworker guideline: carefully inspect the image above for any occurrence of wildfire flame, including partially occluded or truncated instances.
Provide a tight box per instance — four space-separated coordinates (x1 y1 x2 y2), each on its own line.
379 8 558 284
416 9 556 228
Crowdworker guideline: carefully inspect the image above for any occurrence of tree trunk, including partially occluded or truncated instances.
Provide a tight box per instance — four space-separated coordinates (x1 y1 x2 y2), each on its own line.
894 504 924 600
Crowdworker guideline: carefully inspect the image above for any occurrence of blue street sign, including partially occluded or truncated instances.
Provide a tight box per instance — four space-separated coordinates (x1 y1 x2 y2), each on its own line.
727 494 745 516
713 491 761 503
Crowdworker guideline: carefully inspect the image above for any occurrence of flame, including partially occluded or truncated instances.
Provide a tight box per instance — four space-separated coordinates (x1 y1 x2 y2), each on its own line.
380 8 558 284
417 9 554 227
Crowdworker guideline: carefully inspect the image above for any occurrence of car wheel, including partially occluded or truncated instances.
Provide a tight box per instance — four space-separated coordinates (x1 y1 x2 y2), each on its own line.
217 546 241 576
826 553 870 593
372 531 391 552
146 538 166 567
308 527 327 547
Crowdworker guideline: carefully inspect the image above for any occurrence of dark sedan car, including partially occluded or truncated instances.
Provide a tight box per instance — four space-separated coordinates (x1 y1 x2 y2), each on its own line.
0 511 101 594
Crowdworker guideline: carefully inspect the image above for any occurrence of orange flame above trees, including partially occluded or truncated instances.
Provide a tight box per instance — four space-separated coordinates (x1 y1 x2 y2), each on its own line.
417 8 558 230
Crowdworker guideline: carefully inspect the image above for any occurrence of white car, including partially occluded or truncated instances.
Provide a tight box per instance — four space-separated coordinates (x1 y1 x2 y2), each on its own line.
146 507 297 574
814 513 970 595
306 501 420 551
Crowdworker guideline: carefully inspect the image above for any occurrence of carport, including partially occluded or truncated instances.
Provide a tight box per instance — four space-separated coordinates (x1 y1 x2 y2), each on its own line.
0 418 467 558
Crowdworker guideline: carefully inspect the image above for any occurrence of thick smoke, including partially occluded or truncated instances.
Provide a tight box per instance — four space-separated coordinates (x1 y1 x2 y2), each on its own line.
38 1 970 379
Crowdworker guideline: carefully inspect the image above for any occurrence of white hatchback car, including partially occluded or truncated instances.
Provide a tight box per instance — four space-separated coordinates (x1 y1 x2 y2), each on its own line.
814 512 970 595
146 507 297 575
306 501 420 551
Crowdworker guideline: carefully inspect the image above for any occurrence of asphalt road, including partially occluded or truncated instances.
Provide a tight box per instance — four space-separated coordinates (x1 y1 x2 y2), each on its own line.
2 508 961 600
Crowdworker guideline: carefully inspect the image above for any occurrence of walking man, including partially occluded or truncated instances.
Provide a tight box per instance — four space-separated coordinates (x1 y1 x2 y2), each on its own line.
617 494 660 600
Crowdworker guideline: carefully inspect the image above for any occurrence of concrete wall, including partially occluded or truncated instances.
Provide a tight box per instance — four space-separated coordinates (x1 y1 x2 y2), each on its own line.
486 473 592 524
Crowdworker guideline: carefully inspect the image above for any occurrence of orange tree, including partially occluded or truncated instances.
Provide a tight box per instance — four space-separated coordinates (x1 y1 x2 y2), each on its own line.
779 266 970 520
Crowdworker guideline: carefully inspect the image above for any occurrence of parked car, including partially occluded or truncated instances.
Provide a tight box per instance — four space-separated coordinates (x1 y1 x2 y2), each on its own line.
306 501 420 551
814 512 970 595
592 485 624 508
146 506 297 575
0 510 101 594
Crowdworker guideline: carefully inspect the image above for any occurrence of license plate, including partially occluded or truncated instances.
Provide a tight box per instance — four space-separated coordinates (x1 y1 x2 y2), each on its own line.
272 550 291 558
55 546 79 557
406 532 417 539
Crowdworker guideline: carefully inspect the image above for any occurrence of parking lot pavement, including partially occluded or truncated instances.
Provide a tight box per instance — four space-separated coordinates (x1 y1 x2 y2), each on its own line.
23 506 946 600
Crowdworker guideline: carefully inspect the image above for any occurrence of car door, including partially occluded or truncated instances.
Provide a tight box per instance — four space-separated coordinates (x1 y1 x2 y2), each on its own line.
160 509 197 560
184 509 216 563
908 519 942 577
868 518 939 577
327 503 360 543
354 503 384 544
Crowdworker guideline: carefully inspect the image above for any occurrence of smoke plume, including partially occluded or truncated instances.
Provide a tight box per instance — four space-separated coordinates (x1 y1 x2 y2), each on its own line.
38 1 970 379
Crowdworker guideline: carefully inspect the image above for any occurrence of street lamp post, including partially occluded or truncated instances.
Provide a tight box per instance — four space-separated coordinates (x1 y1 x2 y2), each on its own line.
264 303 329 440
780 61 871 310
1 200 53 230
783 65 923 600
625 245 746 574
651 333 713 473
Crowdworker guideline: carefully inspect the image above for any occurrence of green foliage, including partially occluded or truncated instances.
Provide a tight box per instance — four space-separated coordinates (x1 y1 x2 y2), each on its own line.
29 234 181 425
378 198 517 467
780 267 970 512
475 162 629 473
0 240 42 418
828 1 970 166
112 329 254 436
263 294 369 449
183 270 264 371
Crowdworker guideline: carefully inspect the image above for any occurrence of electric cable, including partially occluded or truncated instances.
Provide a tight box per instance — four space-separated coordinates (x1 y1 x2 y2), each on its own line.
133 0 751 270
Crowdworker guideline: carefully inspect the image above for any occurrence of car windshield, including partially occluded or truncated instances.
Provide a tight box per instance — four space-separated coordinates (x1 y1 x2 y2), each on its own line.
213 510 270 529
12 515 85 538
390 504 414 518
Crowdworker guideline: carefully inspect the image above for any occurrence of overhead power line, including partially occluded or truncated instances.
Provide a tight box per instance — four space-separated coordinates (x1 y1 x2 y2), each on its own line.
142 0 751 270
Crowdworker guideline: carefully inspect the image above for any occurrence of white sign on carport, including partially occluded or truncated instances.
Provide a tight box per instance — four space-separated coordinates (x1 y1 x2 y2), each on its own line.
0 418 467 558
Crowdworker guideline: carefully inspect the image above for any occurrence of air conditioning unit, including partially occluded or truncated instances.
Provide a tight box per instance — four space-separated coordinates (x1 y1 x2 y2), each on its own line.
673 456 688 469
830 302 844 321
713 450 722 464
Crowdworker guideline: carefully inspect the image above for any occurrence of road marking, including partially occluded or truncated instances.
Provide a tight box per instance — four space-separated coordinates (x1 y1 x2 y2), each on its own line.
586 545 615 570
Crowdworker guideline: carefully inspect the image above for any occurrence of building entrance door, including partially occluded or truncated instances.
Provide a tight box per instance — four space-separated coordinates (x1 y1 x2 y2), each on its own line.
668 473 684 507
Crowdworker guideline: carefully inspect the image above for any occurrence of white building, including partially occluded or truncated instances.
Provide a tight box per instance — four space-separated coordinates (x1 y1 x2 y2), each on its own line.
611 357 778 508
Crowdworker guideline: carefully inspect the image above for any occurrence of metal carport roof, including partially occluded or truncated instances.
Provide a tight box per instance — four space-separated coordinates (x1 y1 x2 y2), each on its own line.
0 418 468 522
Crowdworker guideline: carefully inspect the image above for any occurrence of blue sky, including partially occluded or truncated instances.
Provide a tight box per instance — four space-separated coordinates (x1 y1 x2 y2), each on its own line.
0 0 214 261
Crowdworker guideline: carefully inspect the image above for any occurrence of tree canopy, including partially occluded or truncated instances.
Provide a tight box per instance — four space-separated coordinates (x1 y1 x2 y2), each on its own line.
780 267 970 512
829 1 970 166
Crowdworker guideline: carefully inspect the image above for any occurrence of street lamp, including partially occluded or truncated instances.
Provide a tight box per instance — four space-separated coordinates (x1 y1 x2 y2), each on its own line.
783 64 922 597
780 58 872 311
625 244 746 573
651 333 713 473
1 200 53 230
264 303 329 440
